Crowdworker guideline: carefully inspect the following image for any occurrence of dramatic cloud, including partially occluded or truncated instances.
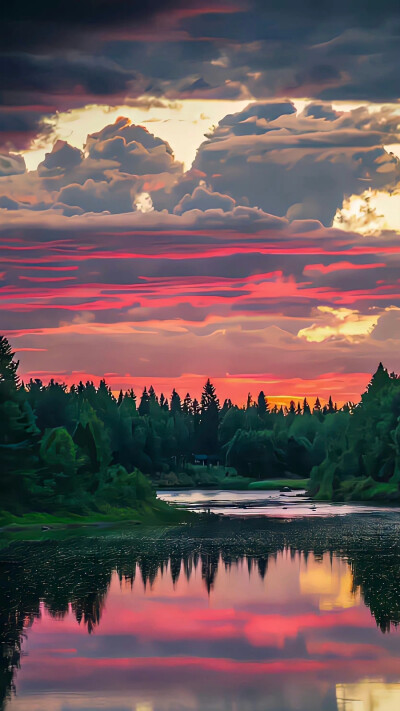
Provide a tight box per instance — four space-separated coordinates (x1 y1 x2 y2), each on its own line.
0 152 26 177
193 101 400 224
174 185 236 215
0 3 399 403
0 117 183 215
7 103 392 225
1 1 400 150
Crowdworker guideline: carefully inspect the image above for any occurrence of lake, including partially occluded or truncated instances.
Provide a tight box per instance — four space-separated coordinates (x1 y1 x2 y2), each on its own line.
2 491 400 711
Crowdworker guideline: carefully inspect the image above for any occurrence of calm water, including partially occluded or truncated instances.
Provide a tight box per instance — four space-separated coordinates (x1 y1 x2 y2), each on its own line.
159 487 400 517
2 494 400 711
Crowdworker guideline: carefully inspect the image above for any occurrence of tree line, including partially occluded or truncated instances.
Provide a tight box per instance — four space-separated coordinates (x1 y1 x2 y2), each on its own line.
1 333 400 511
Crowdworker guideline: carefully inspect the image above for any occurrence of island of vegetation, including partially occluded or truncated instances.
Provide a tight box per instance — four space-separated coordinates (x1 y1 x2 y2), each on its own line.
1 334 400 526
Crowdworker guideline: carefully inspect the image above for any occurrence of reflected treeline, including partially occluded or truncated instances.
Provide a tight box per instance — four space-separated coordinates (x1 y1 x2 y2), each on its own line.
1 514 400 707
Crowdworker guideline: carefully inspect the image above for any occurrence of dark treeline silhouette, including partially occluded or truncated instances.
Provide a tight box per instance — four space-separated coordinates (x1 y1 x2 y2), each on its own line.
2 515 400 707
1 334 400 511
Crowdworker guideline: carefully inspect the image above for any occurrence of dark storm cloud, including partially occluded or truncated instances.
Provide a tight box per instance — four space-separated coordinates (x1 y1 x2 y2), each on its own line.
0 1 186 147
177 0 400 101
0 1 185 51
0 0 399 151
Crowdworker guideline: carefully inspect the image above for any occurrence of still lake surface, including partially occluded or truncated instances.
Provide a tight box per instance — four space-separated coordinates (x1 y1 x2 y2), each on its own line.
2 490 400 711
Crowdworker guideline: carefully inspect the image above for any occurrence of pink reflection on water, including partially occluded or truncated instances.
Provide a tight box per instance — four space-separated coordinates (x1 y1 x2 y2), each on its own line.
6 549 400 711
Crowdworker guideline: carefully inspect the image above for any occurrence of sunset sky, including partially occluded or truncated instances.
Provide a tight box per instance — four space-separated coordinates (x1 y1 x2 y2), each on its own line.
1 1 400 405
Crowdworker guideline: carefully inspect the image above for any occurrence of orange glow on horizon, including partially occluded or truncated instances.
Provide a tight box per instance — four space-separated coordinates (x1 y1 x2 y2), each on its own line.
18 368 370 408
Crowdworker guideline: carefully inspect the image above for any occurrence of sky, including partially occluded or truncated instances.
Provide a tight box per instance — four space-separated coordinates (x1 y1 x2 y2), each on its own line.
1 0 400 405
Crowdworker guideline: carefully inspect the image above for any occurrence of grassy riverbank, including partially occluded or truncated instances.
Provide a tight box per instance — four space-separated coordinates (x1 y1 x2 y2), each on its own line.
0 498 193 531
156 464 309 492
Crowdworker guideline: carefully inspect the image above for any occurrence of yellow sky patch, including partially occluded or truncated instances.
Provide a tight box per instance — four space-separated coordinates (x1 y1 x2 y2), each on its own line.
21 98 249 172
298 306 378 343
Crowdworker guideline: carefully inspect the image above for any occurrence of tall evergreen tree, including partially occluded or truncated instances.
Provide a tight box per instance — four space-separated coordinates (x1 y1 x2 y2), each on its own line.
199 379 220 453
327 395 335 414
0 336 19 402
159 393 168 411
127 388 136 403
170 388 182 414
221 398 233 416
288 400 296 415
138 387 150 416
182 393 192 414
364 362 392 401
313 397 322 413
148 385 158 405
257 391 268 416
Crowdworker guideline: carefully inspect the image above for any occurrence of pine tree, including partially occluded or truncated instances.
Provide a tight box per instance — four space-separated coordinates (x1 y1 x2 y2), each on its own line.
138 387 150 416
148 385 158 405
221 398 233 416
313 397 321 413
159 393 168 411
127 388 136 402
170 388 182 414
201 379 220 411
364 362 391 400
0 336 19 403
288 400 296 415
0 337 40 507
303 397 311 415
192 398 200 416
118 389 124 406
199 379 220 453
257 391 267 416
182 393 192 414
327 395 335 414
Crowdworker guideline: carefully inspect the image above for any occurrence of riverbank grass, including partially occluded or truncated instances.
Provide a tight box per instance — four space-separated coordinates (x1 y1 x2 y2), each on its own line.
0 498 193 531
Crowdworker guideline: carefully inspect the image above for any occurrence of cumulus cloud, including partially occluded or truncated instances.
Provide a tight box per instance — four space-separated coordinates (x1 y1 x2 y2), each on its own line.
37 141 83 178
57 177 140 214
1 103 399 224
173 185 236 214
0 152 26 177
0 117 184 215
193 101 400 224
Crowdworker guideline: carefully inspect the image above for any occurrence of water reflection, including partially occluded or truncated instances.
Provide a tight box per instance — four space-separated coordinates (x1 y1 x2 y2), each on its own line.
337 681 400 711
158 489 400 517
1 515 400 710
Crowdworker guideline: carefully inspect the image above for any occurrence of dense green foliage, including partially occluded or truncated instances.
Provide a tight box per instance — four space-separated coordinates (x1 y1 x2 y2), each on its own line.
1 334 400 507
310 362 400 500
0 336 171 518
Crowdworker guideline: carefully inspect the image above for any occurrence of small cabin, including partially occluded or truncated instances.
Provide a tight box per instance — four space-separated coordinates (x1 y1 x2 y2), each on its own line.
193 454 220 466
